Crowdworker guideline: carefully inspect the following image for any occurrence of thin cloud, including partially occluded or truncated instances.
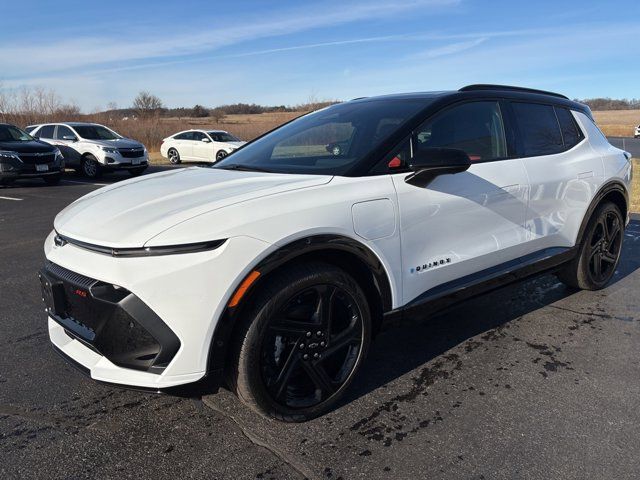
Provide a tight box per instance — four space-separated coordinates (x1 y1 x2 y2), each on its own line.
1 0 460 77
409 37 488 60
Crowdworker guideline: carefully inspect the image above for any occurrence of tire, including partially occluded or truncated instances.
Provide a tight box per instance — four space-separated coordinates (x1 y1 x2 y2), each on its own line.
228 262 372 422
557 201 624 290
168 148 181 164
43 174 61 186
129 166 147 177
216 150 228 162
81 155 101 178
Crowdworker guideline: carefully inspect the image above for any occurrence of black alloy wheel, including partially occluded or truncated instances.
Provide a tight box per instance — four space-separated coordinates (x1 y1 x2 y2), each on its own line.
558 201 624 290
229 263 371 422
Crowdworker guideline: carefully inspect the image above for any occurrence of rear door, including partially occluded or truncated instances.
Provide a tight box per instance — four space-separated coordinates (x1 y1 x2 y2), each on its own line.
173 132 194 160
390 100 530 305
35 124 55 144
509 102 603 250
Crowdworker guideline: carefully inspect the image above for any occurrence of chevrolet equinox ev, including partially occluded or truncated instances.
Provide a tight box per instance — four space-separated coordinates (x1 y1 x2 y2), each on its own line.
39 85 633 421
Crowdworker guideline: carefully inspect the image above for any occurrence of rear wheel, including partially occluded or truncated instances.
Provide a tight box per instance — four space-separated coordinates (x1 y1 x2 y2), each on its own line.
168 148 181 164
558 201 624 290
228 263 371 422
81 155 101 178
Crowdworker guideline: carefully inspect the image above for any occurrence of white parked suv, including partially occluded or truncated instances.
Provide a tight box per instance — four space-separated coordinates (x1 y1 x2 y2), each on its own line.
160 129 246 164
40 85 633 421
29 122 149 178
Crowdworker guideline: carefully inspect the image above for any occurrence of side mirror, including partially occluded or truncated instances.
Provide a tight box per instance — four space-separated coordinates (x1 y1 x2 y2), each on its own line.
202 137 211 143
405 148 471 187
62 135 77 142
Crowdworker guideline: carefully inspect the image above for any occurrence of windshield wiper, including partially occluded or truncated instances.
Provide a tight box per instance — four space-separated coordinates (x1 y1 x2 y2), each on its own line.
217 164 273 173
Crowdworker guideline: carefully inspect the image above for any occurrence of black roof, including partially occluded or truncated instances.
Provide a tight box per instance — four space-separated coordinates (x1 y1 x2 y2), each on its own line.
350 84 589 118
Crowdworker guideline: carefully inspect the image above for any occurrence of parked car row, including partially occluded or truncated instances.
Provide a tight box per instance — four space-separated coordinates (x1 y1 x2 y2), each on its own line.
1 121 246 186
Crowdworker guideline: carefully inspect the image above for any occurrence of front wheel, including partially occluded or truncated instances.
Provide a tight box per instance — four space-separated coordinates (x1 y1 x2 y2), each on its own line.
81 155 101 178
216 150 228 162
558 201 624 290
228 263 372 422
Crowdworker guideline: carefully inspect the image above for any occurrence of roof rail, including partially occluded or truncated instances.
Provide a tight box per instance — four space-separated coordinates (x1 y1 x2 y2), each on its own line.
459 84 568 100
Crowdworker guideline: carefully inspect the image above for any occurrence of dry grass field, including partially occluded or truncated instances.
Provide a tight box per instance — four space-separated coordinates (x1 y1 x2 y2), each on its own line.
593 110 640 137
632 159 640 213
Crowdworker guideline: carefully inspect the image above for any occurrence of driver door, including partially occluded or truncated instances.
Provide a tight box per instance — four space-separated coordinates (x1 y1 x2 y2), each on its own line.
53 125 81 167
191 131 213 161
391 100 530 305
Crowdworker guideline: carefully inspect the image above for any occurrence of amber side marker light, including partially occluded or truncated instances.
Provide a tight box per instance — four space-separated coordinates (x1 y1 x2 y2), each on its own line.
228 270 261 307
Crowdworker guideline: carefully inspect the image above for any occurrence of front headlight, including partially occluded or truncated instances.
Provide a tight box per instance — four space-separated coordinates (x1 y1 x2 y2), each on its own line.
0 150 20 161
100 146 119 154
0 151 22 172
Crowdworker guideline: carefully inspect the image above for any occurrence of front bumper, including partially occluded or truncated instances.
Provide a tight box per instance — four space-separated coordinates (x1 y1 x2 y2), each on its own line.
97 149 149 168
42 231 271 388
0 156 64 180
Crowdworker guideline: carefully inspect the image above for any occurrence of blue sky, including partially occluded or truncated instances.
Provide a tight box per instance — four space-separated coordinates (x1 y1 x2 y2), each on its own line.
2 0 639 111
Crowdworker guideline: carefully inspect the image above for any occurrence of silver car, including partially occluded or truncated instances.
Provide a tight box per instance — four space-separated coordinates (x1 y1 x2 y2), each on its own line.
28 122 148 178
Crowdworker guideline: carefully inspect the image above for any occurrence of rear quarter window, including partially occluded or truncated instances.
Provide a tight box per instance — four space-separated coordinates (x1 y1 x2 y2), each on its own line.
511 102 563 157
555 107 584 149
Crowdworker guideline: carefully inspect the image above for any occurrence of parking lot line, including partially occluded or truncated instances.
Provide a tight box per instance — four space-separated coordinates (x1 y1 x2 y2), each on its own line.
60 179 108 186
0 196 23 201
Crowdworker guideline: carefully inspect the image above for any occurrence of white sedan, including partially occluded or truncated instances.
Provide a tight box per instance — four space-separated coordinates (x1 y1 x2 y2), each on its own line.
160 129 246 164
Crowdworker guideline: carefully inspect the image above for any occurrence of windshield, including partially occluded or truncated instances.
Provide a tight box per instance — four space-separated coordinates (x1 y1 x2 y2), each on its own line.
209 131 240 142
214 100 428 175
0 125 34 142
73 125 121 140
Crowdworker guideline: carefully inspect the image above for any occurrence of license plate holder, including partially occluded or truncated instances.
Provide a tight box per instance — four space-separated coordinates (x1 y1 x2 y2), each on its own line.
39 270 66 316
36 164 49 172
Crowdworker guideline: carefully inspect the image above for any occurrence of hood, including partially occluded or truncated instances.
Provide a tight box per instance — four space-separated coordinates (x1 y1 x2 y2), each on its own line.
81 138 143 149
0 139 56 153
54 167 332 247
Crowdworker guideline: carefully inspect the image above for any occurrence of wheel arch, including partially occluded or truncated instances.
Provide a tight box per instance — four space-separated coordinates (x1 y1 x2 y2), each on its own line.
204 234 394 386
576 180 629 246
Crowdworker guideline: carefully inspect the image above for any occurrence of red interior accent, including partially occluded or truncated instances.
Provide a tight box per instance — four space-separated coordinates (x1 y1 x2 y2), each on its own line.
388 156 402 168
468 154 482 162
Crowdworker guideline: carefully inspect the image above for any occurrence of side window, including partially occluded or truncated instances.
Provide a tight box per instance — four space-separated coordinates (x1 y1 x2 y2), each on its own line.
555 107 584 149
511 102 563 156
209 133 221 141
191 131 206 141
38 125 55 139
414 101 507 162
55 125 75 140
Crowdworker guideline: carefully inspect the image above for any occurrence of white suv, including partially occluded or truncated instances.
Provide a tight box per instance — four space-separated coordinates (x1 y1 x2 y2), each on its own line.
160 129 246 164
40 85 633 421
29 122 148 178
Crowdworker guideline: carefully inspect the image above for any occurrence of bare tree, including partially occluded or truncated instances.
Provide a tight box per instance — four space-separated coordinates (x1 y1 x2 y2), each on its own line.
133 91 163 117
210 107 226 123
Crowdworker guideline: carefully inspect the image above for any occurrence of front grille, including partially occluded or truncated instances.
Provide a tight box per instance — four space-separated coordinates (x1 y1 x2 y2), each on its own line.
41 262 180 372
45 261 95 289
18 152 56 164
118 148 144 158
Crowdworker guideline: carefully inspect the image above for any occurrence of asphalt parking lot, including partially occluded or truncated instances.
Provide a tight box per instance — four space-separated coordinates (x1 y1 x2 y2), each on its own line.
1 168 640 480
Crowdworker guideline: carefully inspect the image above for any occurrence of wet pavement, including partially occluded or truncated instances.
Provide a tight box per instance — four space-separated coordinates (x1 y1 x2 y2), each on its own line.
1 170 639 479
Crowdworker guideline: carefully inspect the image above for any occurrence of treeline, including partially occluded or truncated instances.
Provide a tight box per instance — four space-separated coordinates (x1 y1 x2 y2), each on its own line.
576 98 640 111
